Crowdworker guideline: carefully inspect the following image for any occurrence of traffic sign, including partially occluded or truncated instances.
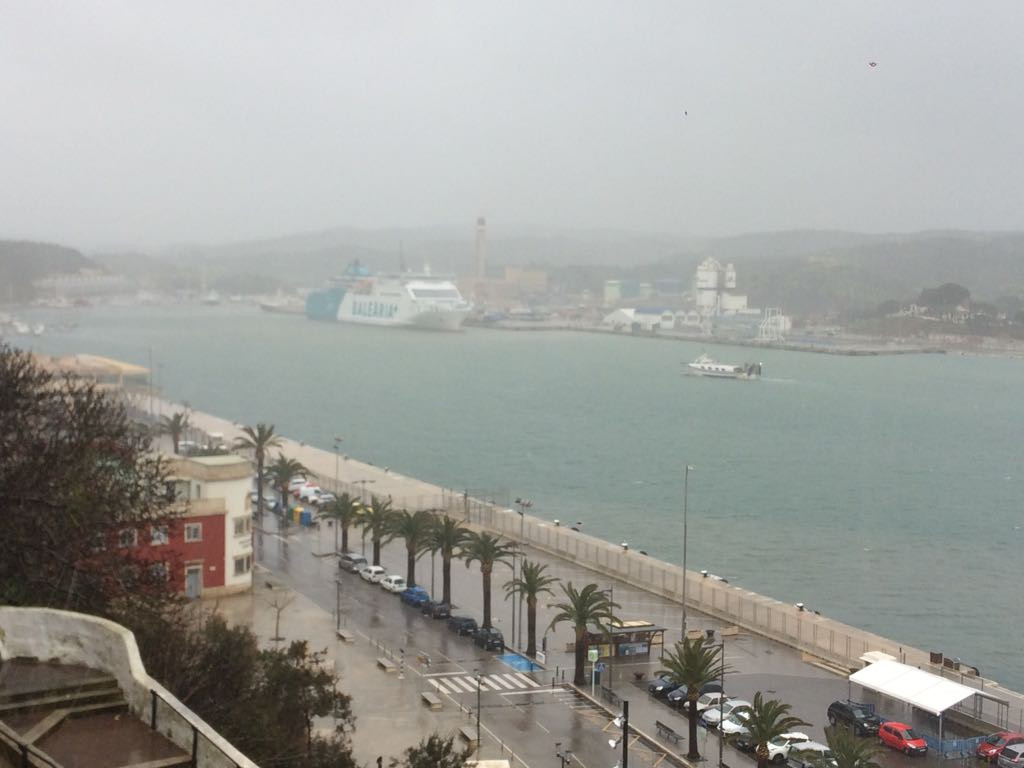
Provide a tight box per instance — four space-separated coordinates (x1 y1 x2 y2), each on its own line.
588 648 599 662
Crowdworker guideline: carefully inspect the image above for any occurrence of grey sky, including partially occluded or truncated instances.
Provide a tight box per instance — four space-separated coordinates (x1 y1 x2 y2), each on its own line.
2 1 1022 248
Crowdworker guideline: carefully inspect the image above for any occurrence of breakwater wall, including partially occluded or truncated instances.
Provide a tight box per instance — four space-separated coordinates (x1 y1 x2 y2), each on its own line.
149 401 1021 733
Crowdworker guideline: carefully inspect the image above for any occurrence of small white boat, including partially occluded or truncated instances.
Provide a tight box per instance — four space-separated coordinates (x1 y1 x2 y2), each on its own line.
687 353 762 379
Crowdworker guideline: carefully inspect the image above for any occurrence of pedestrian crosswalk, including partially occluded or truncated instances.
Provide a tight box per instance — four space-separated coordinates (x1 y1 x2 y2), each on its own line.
427 672 541 695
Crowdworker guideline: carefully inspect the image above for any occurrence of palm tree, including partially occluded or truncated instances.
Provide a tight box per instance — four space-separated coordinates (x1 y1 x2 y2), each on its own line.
391 733 471 768
657 637 730 760
233 423 282 520
821 725 881 768
387 509 435 587
503 559 558 657
427 516 470 605
317 492 362 553
547 581 619 685
461 531 515 629
266 454 309 523
357 495 396 566
158 411 190 454
743 692 811 768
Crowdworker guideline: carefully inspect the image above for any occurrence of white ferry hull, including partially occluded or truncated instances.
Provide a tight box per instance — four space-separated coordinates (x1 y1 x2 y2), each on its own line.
334 275 472 331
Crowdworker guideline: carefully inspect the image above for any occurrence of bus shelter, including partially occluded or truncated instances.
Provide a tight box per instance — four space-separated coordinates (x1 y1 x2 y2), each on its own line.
585 619 666 660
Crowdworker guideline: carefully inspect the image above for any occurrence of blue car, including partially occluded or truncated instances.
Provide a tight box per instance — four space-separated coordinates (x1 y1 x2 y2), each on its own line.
400 586 431 607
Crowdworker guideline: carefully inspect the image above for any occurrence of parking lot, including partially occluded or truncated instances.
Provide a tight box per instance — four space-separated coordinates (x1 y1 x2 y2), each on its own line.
251 512 972 768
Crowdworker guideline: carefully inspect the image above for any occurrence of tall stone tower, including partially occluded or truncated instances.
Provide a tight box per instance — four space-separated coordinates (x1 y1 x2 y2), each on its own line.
475 217 487 279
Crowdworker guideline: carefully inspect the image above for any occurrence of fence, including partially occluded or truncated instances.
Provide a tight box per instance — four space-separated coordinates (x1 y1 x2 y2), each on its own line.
150 689 247 768
130 404 1024 735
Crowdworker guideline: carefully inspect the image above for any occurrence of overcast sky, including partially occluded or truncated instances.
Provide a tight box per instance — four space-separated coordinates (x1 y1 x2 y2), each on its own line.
2 1 1022 249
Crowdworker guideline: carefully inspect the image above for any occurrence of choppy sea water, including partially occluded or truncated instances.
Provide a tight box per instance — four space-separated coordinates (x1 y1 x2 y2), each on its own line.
14 304 1024 688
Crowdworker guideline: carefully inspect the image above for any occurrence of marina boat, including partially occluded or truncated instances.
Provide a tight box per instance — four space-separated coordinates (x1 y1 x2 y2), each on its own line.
259 297 305 315
305 261 472 331
687 353 762 379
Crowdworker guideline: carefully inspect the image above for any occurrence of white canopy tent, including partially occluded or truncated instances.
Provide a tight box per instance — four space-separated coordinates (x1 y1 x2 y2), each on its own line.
849 658 981 745
850 659 977 716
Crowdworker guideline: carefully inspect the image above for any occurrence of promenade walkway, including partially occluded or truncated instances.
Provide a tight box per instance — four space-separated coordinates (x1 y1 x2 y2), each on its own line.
164 399 1024 758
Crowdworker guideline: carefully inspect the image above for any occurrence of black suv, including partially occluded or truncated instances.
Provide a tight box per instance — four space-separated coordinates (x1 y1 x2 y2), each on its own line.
827 700 881 735
473 627 505 651
447 615 478 636
421 601 451 619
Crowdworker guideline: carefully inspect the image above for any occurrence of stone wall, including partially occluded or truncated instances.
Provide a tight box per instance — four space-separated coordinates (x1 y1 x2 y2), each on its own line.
0 607 256 768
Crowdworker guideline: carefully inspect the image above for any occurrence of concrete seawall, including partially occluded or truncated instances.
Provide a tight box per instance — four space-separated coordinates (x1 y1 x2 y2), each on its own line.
161 400 1021 732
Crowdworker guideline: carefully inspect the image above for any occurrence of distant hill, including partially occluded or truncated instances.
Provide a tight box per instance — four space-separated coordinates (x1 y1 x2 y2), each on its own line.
711 231 1024 315
0 240 95 301
20 227 1022 317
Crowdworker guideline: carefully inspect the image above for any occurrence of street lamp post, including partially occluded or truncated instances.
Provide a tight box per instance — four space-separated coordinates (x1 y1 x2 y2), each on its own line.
555 742 573 767
609 700 630 768
332 436 343 554
514 497 532 650
475 671 482 755
682 464 694 641
717 640 726 768
334 578 342 631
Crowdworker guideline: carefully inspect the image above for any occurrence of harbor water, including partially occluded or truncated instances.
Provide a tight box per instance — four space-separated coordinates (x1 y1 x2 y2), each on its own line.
13 304 1024 689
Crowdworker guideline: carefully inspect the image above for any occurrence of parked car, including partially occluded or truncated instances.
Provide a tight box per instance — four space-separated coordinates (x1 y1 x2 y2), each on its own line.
647 676 683 699
668 681 725 708
979 733 1024 763
827 700 882 735
315 492 336 506
788 743 836 768
719 709 752 737
298 483 321 502
998 744 1024 768
447 615 478 636
359 565 386 583
878 722 927 755
764 732 812 763
338 552 369 573
421 601 451 619
381 575 407 593
696 691 730 713
400 586 430 606
287 476 307 493
703 699 751 728
473 627 505 651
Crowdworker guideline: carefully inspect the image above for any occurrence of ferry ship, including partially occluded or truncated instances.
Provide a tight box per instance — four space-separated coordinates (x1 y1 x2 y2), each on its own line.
687 353 762 379
305 261 472 331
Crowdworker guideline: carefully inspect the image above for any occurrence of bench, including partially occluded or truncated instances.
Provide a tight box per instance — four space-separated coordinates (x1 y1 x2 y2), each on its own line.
421 691 442 710
336 629 355 643
376 657 397 673
459 725 479 749
656 720 683 745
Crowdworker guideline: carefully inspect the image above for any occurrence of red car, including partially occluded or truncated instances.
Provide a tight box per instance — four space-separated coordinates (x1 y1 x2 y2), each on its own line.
978 732 1024 763
879 722 928 755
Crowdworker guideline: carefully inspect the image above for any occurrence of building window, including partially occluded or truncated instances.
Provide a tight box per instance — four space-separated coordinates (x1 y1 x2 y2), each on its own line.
233 517 251 536
233 554 252 576
149 562 169 581
185 522 202 542
119 529 138 548
151 525 169 546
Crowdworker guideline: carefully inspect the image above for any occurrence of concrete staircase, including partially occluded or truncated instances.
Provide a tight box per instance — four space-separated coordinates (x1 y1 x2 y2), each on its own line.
0 660 190 768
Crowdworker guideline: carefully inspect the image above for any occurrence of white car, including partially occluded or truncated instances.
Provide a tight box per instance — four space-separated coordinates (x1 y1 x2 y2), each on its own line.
359 565 386 583
287 476 307 493
789 740 833 766
299 485 322 504
696 692 729 713
703 698 751 727
381 575 407 593
719 709 752 737
766 733 811 763
315 492 336 507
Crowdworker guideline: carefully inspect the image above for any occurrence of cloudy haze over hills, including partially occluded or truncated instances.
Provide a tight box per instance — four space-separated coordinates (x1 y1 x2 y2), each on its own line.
2 1 1023 249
